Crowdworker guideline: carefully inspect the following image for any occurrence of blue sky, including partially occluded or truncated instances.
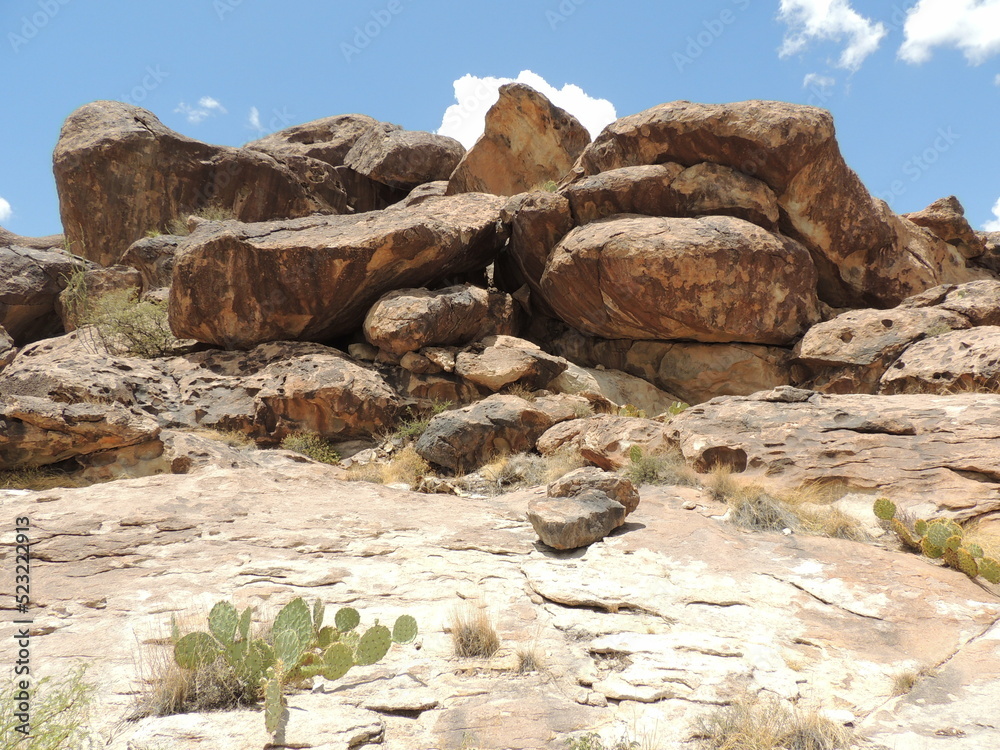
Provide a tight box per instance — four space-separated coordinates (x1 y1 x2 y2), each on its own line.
1 0 998 237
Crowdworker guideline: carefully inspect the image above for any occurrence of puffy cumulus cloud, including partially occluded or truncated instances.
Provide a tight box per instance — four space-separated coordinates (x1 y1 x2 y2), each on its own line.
899 0 1000 64
0 196 12 223
778 0 887 71
437 70 616 149
175 96 228 124
985 197 1000 232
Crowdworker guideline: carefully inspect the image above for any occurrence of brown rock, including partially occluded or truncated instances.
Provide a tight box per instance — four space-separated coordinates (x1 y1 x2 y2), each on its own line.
454 337 567 392
880 327 1000 394
168 193 509 348
414 395 555 471
53 101 349 267
904 195 985 259
344 121 464 191
562 164 684 225
548 466 640 515
0 395 160 469
0 325 16 371
119 235 181 292
0 244 90 345
56 265 142 331
527 490 627 550
550 362 685 416
0 226 64 250
400 181 449 207
447 83 590 197
537 415 669 471
901 279 1000 326
572 100 977 306
668 162 780 229
667 387 1000 520
245 113 379 167
539 215 821 344
363 285 518 356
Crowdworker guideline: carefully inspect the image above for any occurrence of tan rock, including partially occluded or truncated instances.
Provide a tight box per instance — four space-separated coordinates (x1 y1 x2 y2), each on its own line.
669 161 780 229
363 285 518 356
550 361 685 415
548 466 640 515
245 113 379 167
168 193 508 348
0 226 64 250
0 245 90 344
527 489 627 550
562 164 684 225
0 325 14 371
447 83 590 197
539 215 821 344
399 351 440 374
667 387 1000 520
454 337 567 392
344 121 464 190
880 326 1000 394
119 234 180 292
53 101 349 267
901 279 1000 326
904 195 985 259
537 415 669 470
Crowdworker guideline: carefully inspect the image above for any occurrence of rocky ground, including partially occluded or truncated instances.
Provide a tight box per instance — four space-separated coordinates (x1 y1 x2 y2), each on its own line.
3 83 1000 749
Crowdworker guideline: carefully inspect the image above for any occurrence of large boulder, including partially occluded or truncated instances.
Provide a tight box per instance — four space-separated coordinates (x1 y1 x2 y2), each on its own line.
447 83 590 197
880 327 1000 395
453 336 567 392
119 234 181 292
0 226 64 250
904 195 985 259
547 466 640 515
414 395 556 472
549 362 684 416
363 285 518 356
570 100 978 306
0 245 89 345
344 122 464 192
537 415 669 471
246 114 380 167
667 387 1000 521
538 215 821 344
168 193 509 348
53 101 349 267
527 489 627 550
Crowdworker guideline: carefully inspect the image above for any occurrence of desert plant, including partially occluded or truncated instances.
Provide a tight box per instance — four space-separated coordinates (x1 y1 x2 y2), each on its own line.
725 485 800 533
76 289 177 358
565 733 638 750
695 691 855 750
165 205 238 236
874 498 1000 584
618 404 647 418
450 605 500 658
280 433 340 464
392 400 452 441
514 645 543 674
622 445 699 487
190 428 256 449
891 670 920 697
0 466 87 491
0 663 96 749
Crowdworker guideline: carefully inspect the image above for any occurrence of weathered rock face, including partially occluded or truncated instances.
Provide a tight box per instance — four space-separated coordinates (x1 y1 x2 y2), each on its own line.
246 114 380 167
904 195 985 259
667 386 1000 520
119 234 181 292
537 415 670 471
880 327 1000 394
53 101 349 267
363 285 518 356
169 194 509 348
562 164 683 226
414 395 555 471
571 100 978 306
344 122 464 191
547 466 640 515
550 362 684 416
794 280 1000 394
0 226 64 250
0 395 160 469
0 325 14 371
0 245 89 345
453 336 567 392
527 489 627 550
447 83 590 197
539 215 821 344
56 265 142 332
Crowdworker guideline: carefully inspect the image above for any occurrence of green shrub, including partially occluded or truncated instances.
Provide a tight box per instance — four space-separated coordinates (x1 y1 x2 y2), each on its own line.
73 288 177 358
280 433 340 464
622 445 698 487
392 400 452 441
0 664 96 749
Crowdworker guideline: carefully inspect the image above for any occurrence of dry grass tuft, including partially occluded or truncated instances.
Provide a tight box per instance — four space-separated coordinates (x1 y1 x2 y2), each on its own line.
514 645 543 674
346 445 432 488
622 446 699 488
450 605 501 658
280 432 340 464
695 691 855 750
891 670 920 697
705 465 741 501
0 466 88 491
724 484 801 533
190 428 255 449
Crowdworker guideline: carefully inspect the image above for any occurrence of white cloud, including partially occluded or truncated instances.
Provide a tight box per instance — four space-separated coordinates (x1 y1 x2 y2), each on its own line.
899 0 1000 64
437 70 617 149
175 96 228 124
0 196 11 223
778 0 887 71
985 197 1000 231
803 72 836 90
248 106 262 131
995 73 1000 85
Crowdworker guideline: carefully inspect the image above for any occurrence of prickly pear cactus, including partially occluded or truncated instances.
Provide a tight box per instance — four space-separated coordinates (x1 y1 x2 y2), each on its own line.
942 546 960 570
914 519 928 536
274 628 306 672
274 598 314 651
335 607 361 633
321 642 354 681
237 606 252 641
174 631 220 669
925 521 953 550
966 543 985 559
980 557 1000 584
873 498 897 521
956 549 979 579
944 535 963 552
921 536 944 559
629 445 643 464
264 676 286 735
393 615 418 644
891 518 921 551
312 599 326 632
355 624 392 666
209 601 239 646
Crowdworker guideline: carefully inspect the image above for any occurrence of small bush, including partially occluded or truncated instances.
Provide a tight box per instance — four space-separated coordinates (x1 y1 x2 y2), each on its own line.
891 670 920 697
0 466 87 491
346 445 432 488
0 664 96 749
622 446 698 487
726 485 801 533
77 289 177 358
165 205 238 236
565 733 637 750
392 400 452 441
514 645 543 673
534 179 560 193
451 605 500 658
280 433 340 464
696 691 855 750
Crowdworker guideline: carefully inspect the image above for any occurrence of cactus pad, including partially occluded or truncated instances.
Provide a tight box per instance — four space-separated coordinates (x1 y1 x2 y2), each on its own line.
891 518 921 551
942 546 960 570
209 601 239 646
274 598 313 651
966 543 985 559
913 519 928 536
393 615 418 644
979 557 1000 584
355 624 392 666
956 549 979 579
873 498 897 521
238 606 253 641
335 607 361 633
174 631 220 669
264 677 286 735
921 536 944 559
321 642 354 681
925 522 953 549
317 626 339 648
629 445 643 464
312 599 325 631
944 535 963 552
274 628 306 672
